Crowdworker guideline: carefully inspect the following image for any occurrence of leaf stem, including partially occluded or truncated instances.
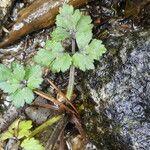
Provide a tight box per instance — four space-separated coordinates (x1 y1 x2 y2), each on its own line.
66 38 76 100
29 115 62 138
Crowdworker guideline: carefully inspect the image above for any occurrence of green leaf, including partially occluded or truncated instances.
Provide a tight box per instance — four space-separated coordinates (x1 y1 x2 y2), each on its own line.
76 29 92 50
0 119 20 140
71 9 82 29
50 41 64 52
0 64 11 81
18 120 32 139
59 4 74 16
34 49 54 67
27 77 43 90
10 88 34 108
77 15 93 32
0 82 19 94
50 53 72 72
0 120 33 141
56 4 81 32
51 27 70 42
44 40 64 52
76 16 93 49
0 131 14 141
56 4 74 30
87 39 107 60
25 65 43 90
73 53 94 71
21 138 45 150
13 63 25 81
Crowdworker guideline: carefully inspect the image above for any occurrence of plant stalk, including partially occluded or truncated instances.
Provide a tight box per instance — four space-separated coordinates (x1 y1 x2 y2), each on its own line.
29 115 62 138
66 38 76 100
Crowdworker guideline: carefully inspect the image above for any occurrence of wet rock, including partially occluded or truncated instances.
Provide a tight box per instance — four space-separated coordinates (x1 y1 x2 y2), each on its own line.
0 0 15 23
0 0 15 38
82 30 150 149
25 96 52 125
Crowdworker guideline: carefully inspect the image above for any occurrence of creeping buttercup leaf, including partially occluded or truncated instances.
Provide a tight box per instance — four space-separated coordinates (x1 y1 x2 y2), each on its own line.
18 120 32 139
73 53 94 71
0 119 32 141
50 53 72 72
26 65 43 90
0 131 13 141
34 4 107 73
34 49 54 66
10 88 34 108
71 9 82 29
55 4 81 35
21 138 45 150
56 4 74 30
0 82 20 94
46 41 64 52
51 27 70 42
87 39 107 60
0 119 20 140
0 64 11 81
76 29 92 50
12 63 25 81
76 16 93 50
0 63 43 108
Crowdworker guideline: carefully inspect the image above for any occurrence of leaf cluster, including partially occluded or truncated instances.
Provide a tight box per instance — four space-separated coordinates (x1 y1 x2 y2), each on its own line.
0 63 43 108
35 4 106 72
0 119 45 150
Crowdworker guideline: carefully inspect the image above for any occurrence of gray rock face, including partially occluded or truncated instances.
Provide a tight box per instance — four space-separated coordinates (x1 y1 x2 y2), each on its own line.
83 30 150 150
0 0 15 22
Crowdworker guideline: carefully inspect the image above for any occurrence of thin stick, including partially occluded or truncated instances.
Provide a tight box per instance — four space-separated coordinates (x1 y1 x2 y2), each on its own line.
46 116 68 150
66 38 76 100
46 79 78 115
34 90 76 114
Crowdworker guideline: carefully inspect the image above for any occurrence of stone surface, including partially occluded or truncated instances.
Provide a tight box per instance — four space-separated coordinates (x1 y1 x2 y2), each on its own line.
0 0 15 22
82 30 150 150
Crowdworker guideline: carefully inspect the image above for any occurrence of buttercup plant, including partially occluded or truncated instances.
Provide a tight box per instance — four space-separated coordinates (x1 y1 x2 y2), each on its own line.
0 4 106 106
0 63 43 107
0 4 107 150
0 119 45 150
34 4 106 99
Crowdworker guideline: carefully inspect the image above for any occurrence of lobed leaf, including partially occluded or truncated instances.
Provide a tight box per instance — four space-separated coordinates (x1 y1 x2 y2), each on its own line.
0 64 11 81
0 119 20 140
0 82 20 94
25 65 43 90
0 119 33 141
56 4 74 30
45 41 64 52
0 131 14 141
18 120 32 139
21 138 45 150
12 63 25 81
51 27 70 42
87 39 107 60
10 87 34 108
73 53 94 71
50 53 72 72
76 16 93 49
34 49 54 67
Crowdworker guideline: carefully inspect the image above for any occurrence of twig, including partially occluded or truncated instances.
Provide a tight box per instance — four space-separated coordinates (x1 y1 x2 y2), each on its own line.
46 115 68 150
34 90 76 115
46 79 78 115
66 38 76 100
